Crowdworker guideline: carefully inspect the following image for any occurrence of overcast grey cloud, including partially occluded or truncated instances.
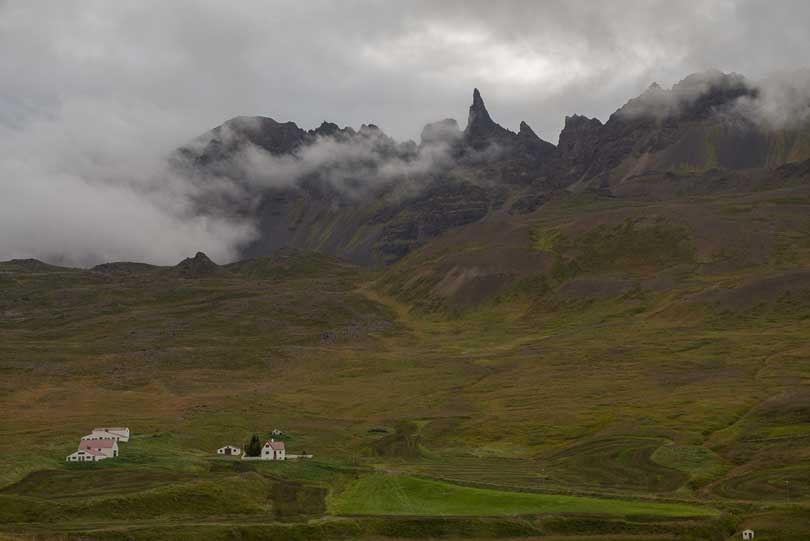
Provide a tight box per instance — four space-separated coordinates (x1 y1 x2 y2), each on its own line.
2 0 810 265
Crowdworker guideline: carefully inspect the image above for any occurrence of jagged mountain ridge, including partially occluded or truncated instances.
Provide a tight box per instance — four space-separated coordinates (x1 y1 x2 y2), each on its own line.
176 70 810 266
175 86 553 265
560 71 810 187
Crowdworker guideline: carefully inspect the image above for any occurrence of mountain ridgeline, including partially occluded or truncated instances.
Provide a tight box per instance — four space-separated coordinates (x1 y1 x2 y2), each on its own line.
174 70 810 266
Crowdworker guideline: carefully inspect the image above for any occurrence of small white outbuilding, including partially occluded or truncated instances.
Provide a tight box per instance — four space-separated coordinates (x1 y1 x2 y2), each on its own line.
217 445 241 456
742 529 755 540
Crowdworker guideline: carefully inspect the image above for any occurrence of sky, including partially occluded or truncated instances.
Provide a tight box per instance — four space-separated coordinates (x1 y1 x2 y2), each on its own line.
2 0 810 266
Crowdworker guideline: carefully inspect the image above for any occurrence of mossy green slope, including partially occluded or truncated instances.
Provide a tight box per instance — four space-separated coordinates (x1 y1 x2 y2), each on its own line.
4 181 810 538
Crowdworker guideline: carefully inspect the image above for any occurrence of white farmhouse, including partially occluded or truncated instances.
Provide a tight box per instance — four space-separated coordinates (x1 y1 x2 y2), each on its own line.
261 439 285 460
79 438 119 458
742 530 755 540
90 427 130 442
217 445 241 456
66 448 107 462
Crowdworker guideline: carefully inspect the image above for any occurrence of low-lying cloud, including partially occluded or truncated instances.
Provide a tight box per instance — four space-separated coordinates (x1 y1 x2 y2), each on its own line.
736 70 810 129
187 122 462 199
0 97 474 268
617 69 810 129
0 100 255 267
3 1 810 266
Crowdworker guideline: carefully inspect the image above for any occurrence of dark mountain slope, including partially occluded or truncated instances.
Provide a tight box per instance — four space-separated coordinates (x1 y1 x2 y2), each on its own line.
558 72 810 190
175 70 810 268
177 89 560 266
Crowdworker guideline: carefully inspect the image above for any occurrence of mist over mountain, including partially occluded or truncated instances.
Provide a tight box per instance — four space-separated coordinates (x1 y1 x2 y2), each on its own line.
2 67 810 267
162 70 810 267
4 1 810 268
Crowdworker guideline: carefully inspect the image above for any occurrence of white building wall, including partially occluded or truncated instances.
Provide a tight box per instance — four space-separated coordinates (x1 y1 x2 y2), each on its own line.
66 451 107 462
83 432 117 441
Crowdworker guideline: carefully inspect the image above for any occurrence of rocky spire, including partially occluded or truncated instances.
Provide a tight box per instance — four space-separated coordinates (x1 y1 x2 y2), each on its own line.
464 88 514 150
557 115 603 176
466 88 495 134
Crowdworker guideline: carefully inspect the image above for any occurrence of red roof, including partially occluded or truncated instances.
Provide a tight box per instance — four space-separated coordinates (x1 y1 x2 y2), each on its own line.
73 448 104 457
264 440 285 450
79 438 116 449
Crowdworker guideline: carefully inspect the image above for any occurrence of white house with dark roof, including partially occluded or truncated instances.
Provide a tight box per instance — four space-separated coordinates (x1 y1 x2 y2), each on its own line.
261 439 286 460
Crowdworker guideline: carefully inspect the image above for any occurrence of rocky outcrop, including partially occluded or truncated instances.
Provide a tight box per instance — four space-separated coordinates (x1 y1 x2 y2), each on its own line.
556 115 603 181
175 252 220 277
515 120 556 161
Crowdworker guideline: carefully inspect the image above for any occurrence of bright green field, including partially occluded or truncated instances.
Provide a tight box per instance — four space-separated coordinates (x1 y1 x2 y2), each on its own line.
329 474 718 518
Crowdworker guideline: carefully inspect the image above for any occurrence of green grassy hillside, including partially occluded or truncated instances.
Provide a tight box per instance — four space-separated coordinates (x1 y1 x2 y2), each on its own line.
3 178 810 539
